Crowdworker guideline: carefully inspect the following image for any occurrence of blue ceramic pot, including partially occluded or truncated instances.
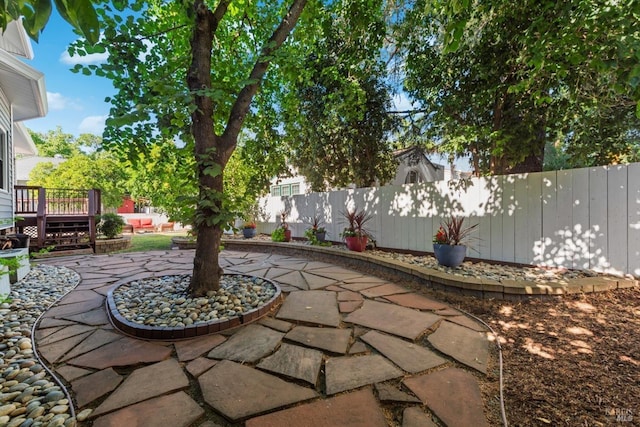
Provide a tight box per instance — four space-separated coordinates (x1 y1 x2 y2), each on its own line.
433 243 466 267
242 228 256 238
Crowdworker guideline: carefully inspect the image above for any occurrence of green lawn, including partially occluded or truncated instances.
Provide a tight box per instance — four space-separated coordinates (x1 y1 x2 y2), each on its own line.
117 233 186 253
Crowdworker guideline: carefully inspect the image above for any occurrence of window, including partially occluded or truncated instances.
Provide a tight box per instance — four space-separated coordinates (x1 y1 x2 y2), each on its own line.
271 182 302 197
0 130 7 191
405 170 423 184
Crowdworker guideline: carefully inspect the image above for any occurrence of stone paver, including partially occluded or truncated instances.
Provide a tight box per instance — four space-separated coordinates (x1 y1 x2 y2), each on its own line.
62 308 110 326
285 325 351 354
361 330 446 373
207 324 283 363
37 331 93 363
92 358 189 417
56 365 92 382
59 329 122 362
199 360 318 421
383 293 448 311
276 291 340 327
67 337 172 369
339 300 363 313
258 317 293 332
403 368 489 427
92 392 204 427
344 300 441 340
446 315 487 332
257 343 323 385
71 367 123 408
374 383 421 403
402 407 438 427
428 321 490 373
360 283 412 298
186 357 218 378
34 250 492 427
337 290 364 301
325 354 403 395
175 334 226 362
37 324 96 346
246 388 387 427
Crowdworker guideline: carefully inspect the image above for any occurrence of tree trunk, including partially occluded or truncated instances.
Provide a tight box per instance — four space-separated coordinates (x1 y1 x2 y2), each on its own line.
187 0 229 295
186 0 308 296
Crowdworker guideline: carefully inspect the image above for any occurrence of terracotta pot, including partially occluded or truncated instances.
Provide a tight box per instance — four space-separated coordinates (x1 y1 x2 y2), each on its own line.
433 243 466 267
284 229 292 242
345 235 368 252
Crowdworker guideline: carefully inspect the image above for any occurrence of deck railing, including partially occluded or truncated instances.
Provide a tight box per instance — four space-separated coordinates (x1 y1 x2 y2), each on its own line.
14 185 101 250
15 185 101 216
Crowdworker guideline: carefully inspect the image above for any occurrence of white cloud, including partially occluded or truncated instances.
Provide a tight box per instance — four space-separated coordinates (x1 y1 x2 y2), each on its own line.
60 49 109 65
78 115 107 134
392 92 417 112
47 92 82 111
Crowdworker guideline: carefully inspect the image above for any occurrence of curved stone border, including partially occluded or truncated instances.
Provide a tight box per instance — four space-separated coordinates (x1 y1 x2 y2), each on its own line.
30 266 83 422
221 240 638 300
106 274 282 340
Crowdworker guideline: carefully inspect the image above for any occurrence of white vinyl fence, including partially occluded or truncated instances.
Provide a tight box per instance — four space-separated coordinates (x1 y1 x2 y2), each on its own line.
258 163 640 277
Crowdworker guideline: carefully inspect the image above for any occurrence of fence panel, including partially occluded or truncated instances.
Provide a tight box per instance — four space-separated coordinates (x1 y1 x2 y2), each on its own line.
588 167 608 272
607 166 627 275
629 163 640 277
258 163 640 276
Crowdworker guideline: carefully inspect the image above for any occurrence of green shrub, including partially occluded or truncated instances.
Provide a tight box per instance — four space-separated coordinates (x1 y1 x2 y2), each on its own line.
271 227 286 242
97 213 126 239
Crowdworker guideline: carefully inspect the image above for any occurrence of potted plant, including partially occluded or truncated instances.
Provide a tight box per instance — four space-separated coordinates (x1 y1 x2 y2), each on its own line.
304 215 326 244
340 206 373 252
272 210 291 242
96 213 127 239
94 213 132 253
242 221 257 238
432 215 478 267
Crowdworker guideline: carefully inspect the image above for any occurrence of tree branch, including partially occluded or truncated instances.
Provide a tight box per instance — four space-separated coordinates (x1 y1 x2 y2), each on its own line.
220 0 308 160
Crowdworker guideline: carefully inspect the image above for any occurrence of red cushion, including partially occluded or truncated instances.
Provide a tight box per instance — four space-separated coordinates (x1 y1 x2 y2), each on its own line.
141 218 153 226
127 219 141 228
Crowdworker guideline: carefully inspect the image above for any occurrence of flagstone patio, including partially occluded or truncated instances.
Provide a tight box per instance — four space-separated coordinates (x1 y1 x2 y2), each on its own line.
35 249 495 426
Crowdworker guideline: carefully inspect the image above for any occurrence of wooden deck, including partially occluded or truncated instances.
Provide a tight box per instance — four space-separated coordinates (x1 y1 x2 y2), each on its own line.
15 186 100 251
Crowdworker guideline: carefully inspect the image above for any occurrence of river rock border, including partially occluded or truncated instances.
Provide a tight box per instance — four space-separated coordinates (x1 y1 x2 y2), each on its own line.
106 274 282 340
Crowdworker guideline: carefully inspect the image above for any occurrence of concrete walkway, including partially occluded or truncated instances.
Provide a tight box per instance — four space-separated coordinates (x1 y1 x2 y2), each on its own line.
35 249 494 427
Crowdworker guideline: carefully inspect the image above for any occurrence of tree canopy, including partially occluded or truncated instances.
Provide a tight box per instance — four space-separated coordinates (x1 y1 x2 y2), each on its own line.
28 151 126 208
394 0 640 174
67 0 310 294
282 0 398 191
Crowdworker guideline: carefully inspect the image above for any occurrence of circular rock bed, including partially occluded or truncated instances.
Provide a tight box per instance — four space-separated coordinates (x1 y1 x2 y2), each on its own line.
107 274 281 340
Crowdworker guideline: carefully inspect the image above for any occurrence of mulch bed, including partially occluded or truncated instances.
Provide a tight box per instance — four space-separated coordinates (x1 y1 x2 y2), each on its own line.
424 286 640 426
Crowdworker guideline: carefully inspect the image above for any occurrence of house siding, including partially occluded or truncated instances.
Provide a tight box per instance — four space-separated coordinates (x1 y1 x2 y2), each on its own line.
0 90 13 230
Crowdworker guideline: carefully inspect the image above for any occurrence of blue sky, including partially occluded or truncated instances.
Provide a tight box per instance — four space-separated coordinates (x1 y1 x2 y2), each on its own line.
24 14 113 137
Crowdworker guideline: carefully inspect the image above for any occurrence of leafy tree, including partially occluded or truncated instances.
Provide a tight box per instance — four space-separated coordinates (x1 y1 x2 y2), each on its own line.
0 0 99 43
283 0 397 190
121 138 269 231
29 127 83 158
395 0 640 175
28 152 127 208
67 0 309 295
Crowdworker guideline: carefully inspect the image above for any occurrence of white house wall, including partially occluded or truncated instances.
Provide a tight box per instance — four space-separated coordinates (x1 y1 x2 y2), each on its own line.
0 89 12 229
259 163 640 277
